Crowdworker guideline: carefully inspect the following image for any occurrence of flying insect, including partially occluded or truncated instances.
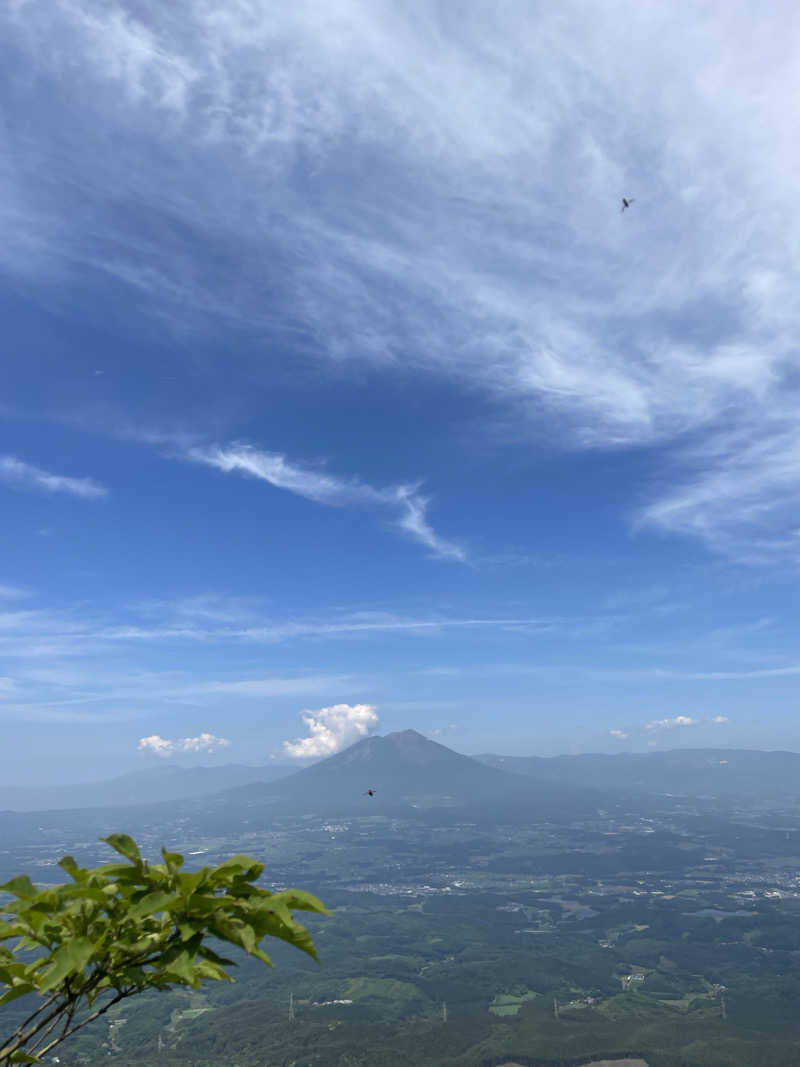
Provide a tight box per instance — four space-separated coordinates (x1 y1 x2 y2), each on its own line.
621 197 635 212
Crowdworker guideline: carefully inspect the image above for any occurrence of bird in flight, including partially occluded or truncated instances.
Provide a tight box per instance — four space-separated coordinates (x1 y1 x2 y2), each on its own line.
621 197 635 212
363 788 376 797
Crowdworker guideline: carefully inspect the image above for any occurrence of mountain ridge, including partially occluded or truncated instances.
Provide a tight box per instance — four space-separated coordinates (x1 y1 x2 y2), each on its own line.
474 747 800 796
5 735 800 815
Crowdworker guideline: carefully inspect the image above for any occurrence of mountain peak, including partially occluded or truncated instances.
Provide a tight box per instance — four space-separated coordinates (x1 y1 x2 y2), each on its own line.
381 729 460 764
384 729 429 744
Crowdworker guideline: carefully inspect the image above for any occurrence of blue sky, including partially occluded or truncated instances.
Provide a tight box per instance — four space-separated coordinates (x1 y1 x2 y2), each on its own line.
2 1 800 784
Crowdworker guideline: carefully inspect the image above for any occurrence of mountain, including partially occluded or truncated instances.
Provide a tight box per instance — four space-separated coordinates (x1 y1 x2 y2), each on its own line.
0 732 600 852
212 729 589 818
475 748 800 797
0 761 294 812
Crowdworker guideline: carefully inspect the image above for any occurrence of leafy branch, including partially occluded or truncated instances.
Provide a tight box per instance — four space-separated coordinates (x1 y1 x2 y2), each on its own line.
0 833 329 1064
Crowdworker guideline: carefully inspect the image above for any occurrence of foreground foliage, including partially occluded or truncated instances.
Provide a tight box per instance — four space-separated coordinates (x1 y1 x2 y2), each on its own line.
0 834 328 1064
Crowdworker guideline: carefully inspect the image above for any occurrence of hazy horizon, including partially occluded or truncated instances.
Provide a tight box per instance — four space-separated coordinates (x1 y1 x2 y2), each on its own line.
3 732 800 791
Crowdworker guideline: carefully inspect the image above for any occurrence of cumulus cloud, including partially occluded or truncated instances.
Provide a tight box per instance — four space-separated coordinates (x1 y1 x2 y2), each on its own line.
138 731 231 757
282 703 379 760
609 729 629 740
645 715 697 731
711 714 730 724
0 456 107 499
186 443 465 560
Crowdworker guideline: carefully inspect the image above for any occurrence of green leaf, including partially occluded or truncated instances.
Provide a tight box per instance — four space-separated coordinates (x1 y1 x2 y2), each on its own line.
210 856 263 883
198 945 235 967
162 950 197 984
272 888 331 915
9 1051 41 1063
60 884 111 905
0 920 25 940
0 876 37 899
0 982 35 1006
239 923 256 954
192 959 233 982
251 909 320 960
58 855 86 881
128 891 178 920
101 834 142 865
39 936 95 992
93 863 144 883
177 870 208 895
160 847 184 871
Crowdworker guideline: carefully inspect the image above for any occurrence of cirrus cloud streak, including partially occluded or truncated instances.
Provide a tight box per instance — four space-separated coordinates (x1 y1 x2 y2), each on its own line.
0 456 107 499
186 443 466 561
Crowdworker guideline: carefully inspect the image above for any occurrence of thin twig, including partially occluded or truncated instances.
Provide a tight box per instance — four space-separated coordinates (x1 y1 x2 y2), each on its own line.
7 989 62 1041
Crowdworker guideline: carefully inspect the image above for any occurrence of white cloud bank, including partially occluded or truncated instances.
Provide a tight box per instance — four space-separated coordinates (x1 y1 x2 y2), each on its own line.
0 456 107 499
138 731 231 757
283 703 379 760
187 443 465 561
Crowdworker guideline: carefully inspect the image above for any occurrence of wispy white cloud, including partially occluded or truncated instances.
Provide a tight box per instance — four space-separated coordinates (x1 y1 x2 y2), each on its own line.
282 702 379 760
235 612 551 643
645 715 697 731
0 599 558 663
186 443 465 560
183 675 351 698
428 723 460 737
646 666 800 681
609 713 732 740
0 456 107 499
5 4 800 560
0 584 31 599
638 419 800 564
138 731 231 757
0 660 359 723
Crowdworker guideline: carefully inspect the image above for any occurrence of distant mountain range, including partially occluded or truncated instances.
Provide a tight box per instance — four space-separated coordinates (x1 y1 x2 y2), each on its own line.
0 761 293 812
475 748 800 796
4 736 800 816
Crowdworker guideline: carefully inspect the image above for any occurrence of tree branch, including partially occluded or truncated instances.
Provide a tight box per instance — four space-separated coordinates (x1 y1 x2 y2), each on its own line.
34 989 133 1061
1 937 181 1061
